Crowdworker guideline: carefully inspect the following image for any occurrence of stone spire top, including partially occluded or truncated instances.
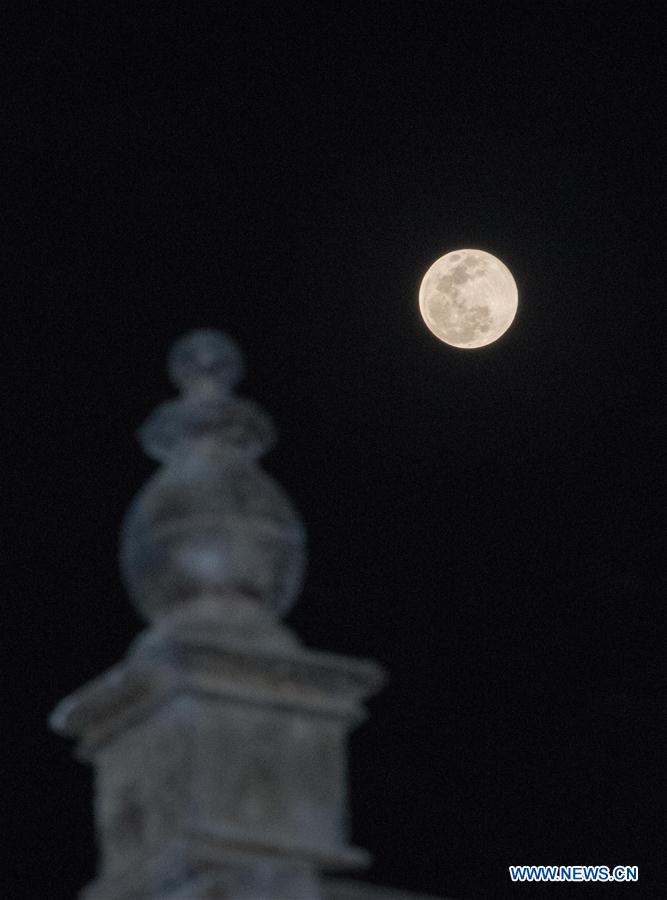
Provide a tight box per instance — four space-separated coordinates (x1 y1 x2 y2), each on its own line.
47 330 447 900
138 329 274 463
168 328 245 396
120 329 306 624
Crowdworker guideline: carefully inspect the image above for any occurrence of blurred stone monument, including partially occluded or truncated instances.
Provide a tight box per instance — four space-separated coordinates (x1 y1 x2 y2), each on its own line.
50 330 444 900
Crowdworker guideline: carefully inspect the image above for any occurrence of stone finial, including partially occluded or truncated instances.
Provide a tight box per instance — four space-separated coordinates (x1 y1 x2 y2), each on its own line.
48 330 447 900
119 329 306 623
168 328 245 397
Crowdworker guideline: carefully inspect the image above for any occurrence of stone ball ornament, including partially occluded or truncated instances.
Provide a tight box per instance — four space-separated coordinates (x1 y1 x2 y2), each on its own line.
120 329 306 623
168 327 246 396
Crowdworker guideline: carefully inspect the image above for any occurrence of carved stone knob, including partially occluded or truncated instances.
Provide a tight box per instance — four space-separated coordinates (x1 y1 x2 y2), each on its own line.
119 330 306 622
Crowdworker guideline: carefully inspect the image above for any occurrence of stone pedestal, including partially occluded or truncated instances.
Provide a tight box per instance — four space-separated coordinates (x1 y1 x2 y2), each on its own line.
52 598 383 899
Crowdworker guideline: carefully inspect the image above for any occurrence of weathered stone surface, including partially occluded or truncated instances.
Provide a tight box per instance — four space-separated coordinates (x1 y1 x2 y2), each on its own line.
50 331 446 900
52 595 382 897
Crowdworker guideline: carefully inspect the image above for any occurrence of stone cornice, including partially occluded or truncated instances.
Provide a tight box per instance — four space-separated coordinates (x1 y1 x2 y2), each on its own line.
50 619 386 758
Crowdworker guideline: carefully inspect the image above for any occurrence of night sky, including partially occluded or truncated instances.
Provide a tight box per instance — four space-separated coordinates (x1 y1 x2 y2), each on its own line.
6 4 663 899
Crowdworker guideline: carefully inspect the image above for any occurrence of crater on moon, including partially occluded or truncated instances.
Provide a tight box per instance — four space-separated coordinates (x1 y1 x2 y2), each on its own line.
418 249 518 349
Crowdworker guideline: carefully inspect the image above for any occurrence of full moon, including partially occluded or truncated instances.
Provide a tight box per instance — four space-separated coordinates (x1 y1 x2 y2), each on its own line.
419 249 518 349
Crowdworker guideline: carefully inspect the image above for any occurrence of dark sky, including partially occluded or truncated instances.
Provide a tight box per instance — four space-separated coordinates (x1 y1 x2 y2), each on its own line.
6 3 663 898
